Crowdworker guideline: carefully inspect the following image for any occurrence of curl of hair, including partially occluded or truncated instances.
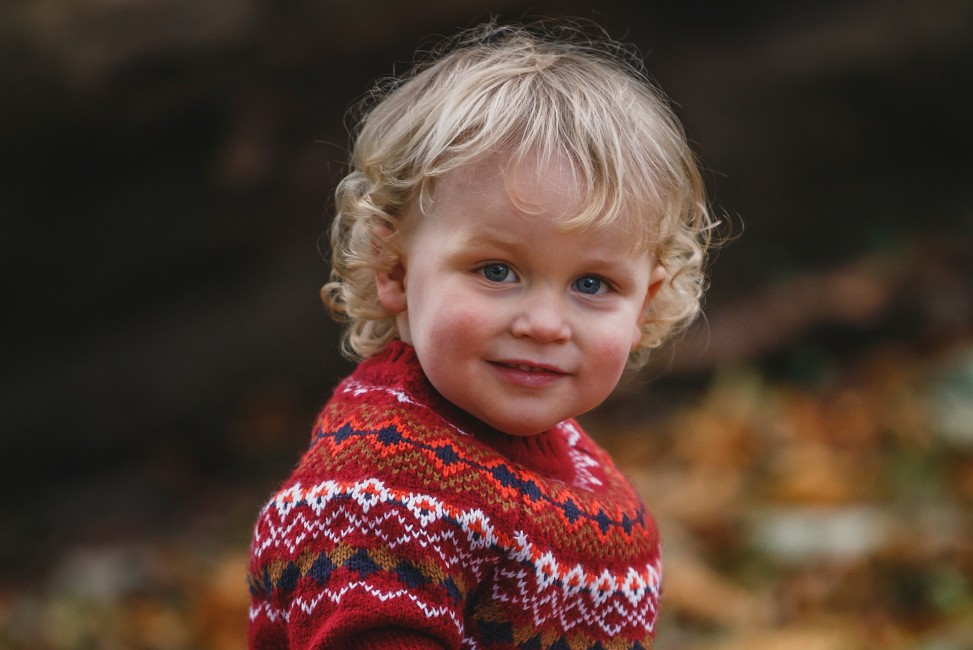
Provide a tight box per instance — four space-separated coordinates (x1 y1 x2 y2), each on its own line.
322 20 718 367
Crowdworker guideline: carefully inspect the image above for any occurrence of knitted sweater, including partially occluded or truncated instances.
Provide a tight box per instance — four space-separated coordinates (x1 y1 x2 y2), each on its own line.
248 342 661 649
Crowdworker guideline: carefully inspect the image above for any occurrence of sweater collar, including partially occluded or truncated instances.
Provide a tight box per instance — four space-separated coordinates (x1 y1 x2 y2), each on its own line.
352 340 576 482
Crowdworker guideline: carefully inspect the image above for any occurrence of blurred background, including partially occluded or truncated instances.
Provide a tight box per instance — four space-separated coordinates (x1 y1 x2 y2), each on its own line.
2 0 971 647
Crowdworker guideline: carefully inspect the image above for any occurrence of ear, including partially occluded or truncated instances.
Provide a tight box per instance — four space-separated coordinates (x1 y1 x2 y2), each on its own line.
643 264 668 311
374 225 408 314
633 264 667 346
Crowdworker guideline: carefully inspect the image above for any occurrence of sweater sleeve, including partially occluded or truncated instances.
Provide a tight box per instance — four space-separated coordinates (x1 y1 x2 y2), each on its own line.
248 472 476 649
357 628 448 650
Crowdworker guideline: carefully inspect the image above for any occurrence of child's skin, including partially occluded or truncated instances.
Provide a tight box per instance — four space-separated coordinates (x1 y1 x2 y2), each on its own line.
375 149 667 437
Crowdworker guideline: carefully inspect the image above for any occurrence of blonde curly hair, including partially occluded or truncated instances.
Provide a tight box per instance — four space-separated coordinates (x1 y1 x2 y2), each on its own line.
323 20 716 367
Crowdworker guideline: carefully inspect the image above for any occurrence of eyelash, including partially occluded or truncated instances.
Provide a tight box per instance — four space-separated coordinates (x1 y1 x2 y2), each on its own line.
479 263 517 283
574 275 612 295
476 264 614 295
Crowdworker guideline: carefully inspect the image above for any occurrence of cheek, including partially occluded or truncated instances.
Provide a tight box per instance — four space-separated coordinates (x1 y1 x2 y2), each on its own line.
445 301 492 330
621 302 648 353
412 289 496 347
413 296 496 399
587 320 638 377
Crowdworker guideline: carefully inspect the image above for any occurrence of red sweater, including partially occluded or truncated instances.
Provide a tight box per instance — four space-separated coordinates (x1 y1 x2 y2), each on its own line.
248 342 661 649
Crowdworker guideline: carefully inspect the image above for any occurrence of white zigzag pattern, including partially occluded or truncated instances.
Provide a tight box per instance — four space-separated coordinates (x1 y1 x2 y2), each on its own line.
341 379 419 406
252 479 660 633
492 562 659 637
254 505 490 583
253 481 488 575
249 580 465 637
559 420 604 490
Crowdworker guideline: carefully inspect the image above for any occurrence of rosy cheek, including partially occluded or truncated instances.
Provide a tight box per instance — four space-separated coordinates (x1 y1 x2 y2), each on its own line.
459 307 490 328
444 292 493 325
424 298 491 344
592 329 635 375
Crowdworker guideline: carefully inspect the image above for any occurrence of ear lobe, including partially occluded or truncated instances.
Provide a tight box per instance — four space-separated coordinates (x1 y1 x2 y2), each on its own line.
374 226 408 314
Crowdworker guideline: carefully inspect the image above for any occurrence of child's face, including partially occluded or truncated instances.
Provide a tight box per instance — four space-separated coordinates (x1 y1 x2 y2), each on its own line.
376 152 666 437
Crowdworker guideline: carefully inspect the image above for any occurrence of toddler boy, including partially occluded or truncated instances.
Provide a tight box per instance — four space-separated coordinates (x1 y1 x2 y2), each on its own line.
249 20 714 649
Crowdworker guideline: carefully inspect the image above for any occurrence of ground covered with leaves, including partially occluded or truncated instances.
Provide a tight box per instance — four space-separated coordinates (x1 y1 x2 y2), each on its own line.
600 337 973 648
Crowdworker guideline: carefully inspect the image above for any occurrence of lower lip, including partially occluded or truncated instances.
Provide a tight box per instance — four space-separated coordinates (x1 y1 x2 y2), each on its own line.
490 362 568 388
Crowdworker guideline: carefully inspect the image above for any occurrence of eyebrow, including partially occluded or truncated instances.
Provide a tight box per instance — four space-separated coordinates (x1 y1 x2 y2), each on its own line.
460 232 641 275
452 230 534 257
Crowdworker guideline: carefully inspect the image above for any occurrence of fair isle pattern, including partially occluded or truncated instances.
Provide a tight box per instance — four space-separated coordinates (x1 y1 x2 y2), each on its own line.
337 375 608 495
248 342 661 649
305 420 653 535
252 479 661 630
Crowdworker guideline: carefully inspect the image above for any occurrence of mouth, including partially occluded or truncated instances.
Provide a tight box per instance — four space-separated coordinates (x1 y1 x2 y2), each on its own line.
490 360 570 381
490 360 568 375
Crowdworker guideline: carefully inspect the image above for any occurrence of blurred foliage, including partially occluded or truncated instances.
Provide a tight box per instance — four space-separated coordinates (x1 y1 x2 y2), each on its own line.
597 334 973 648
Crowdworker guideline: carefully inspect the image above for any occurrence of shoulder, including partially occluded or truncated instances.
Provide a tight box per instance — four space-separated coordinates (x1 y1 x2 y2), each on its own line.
248 384 482 645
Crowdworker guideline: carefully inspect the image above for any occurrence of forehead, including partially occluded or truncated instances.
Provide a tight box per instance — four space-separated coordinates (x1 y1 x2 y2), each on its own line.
410 156 644 264
421 151 654 254
447 151 582 218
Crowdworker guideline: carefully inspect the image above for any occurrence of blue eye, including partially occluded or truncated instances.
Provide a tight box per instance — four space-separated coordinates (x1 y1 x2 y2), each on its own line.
574 276 607 295
481 263 515 283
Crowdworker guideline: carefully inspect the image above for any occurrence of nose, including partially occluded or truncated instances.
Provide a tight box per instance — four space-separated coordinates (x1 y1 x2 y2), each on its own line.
510 289 571 343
